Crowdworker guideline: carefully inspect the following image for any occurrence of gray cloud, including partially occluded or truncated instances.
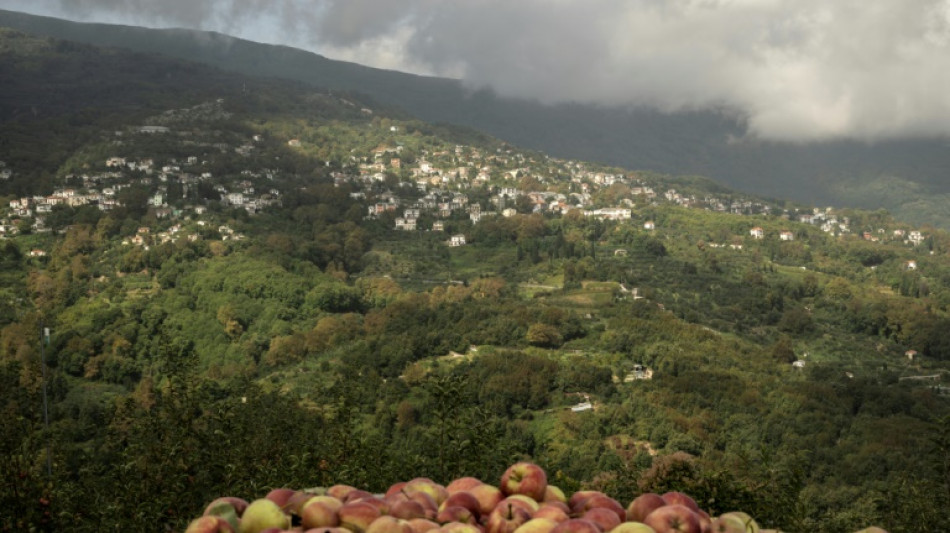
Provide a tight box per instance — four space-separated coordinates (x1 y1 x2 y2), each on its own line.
3 0 950 141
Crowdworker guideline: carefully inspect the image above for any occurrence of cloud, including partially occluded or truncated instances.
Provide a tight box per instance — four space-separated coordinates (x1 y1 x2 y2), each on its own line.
3 0 950 141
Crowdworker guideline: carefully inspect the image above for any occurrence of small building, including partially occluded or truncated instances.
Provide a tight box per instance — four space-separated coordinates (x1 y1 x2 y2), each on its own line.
432 221 445 232
449 234 466 247
780 231 794 241
904 260 918 270
644 221 655 230
906 350 918 361
750 227 764 239
792 360 806 369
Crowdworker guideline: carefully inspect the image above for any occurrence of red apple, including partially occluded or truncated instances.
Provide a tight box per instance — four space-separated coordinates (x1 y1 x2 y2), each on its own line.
301 501 341 529
328 485 359 501
500 463 548 502
346 490 377 503
391 499 429 520
447 477 485 494
387 482 410 498
439 522 483 533
576 495 625 522
532 504 570 523
644 505 701 533
568 491 602 512
339 500 383 533
407 518 442 533
366 516 415 533
440 491 482 519
582 507 622 531
185 515 234 533
485 503 532 533
626 494 666 523
265 488 299 512
436 506 478 526
549 518 601 533
470 484 504 516
659 493 699 515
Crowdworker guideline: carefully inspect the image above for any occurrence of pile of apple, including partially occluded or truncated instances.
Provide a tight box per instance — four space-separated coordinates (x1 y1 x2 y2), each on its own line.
185 462 887 533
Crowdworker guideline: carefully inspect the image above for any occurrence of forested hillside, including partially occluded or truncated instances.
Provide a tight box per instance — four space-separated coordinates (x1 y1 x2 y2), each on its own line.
1 29 950 533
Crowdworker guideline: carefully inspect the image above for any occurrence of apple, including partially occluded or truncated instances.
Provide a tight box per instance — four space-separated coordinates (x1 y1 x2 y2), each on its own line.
440 491 482 519
186 515 235 533
239 499 291 533
710 512 758 533
486 503 532 533
852 528 888 533
407 518 442 533
610 523 658 533
576 494 625 522
304 496 344 514
542 486 567 504
328 485 359 501
387 482 410 498
391 499 430 520
439 522 483 533
436 506 478 526
532 504 570 523
204 497 250 518
659 493 699 515
568 491 602 511
366 516 415 533
406 479 449 506
500 463 548 502
513 517 559 533
301 500 341 529
469 484 504 516
204 500 241 531
582 507 622 531
447 477 485 494
643 505 701 533
265 488 299 512
304 528 357 533
626 494 666 522
501 495 540 513
549 518 601 533
346 490 377 503
339 500 383 533
358 496 391 515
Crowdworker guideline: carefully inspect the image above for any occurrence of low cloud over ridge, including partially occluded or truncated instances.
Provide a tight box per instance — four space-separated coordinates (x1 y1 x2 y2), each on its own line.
4 0 950 141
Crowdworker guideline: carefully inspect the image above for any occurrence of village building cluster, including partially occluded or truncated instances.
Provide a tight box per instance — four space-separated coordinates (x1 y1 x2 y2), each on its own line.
0 105 936 264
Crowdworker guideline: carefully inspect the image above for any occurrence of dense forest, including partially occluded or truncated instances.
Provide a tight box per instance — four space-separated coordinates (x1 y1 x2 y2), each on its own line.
1 29 950 533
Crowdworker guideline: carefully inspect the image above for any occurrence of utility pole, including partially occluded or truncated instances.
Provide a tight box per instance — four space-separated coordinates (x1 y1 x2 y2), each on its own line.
40 323 51 479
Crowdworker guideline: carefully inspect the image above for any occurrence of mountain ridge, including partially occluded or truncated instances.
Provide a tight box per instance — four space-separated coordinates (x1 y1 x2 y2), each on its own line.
5 8 950 228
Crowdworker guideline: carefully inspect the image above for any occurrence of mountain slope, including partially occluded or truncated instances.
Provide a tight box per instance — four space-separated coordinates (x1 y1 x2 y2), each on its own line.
3 9 950 228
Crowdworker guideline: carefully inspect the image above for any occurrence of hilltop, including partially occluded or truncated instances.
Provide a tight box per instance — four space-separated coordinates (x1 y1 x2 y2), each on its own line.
1 28 949 533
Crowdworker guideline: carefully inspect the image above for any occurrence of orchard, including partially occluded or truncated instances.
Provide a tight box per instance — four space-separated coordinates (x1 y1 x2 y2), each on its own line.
183 462 887 533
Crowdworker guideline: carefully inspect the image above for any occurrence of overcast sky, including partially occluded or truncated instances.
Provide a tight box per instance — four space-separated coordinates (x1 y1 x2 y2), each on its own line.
3 0 950 142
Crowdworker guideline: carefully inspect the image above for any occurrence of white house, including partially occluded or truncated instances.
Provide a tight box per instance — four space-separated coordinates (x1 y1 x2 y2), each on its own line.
750 227 764 239
449 234 466 247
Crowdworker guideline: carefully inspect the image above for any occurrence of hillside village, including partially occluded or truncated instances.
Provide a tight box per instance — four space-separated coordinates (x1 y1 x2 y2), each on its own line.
0 99 935 260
